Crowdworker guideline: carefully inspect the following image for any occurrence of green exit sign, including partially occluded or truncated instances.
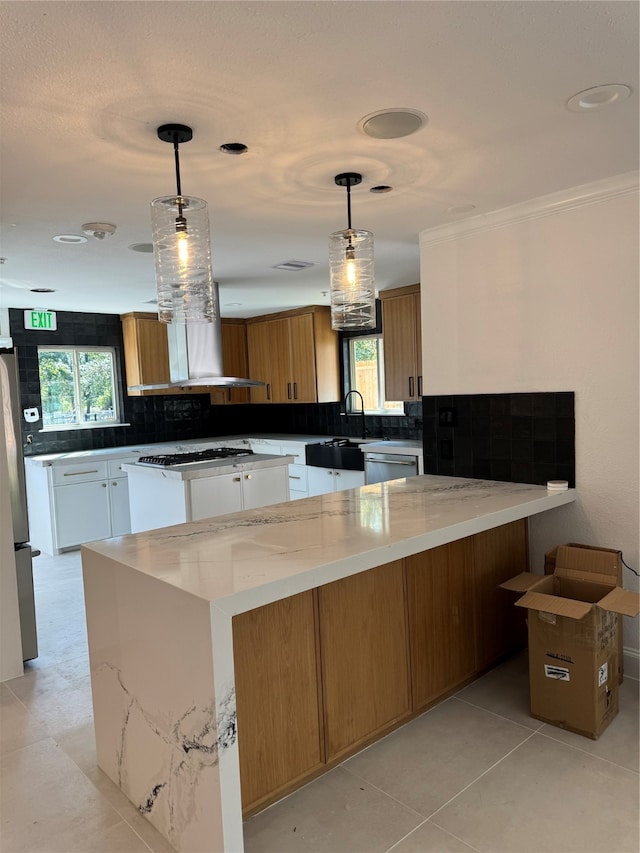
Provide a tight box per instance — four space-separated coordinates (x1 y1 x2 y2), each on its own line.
24 309 57 331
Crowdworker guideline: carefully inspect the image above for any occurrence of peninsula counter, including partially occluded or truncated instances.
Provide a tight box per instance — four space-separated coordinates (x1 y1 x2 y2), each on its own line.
81 475 575 852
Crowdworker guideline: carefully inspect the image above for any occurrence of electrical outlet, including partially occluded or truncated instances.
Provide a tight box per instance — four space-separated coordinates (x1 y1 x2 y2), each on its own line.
438 407 457 427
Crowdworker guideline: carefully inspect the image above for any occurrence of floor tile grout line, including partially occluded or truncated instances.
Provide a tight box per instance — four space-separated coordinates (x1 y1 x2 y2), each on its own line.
534 727 640 776
426 729 538 823
384 817 484 853
452 695 545 732
337 764 428 821
383 817 430 853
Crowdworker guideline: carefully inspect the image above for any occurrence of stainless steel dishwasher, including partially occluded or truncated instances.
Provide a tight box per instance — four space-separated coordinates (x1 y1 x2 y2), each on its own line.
363 450 420 484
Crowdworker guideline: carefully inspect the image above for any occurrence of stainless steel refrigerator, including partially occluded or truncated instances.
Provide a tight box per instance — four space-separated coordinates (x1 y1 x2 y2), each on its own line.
1 352 38 661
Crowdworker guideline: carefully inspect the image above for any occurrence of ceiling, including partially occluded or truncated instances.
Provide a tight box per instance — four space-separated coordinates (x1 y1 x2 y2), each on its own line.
0 1 638 320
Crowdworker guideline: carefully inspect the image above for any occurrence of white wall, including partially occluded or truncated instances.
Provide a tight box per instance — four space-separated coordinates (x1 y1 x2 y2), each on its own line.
419 173 639 664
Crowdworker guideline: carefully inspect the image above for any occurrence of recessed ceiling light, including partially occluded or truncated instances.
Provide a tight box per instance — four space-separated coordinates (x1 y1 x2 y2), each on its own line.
370 185 393 194
53 234 87 244
129 243 154 253
219 142 248 155
359 108 427 139
30 288 56 293
567 84 632 112
446 203 476 214
272 260 315 271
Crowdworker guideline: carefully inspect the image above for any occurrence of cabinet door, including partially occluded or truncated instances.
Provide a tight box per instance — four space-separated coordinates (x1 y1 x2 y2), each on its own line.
233 591 324 814
307 466 336 496
54 481 111 549
473 520 528 671
407 539 476 711
288 313 317 402
108 478 131 537
318 560 411 762
242 467 289 510
189 474 243 521
382 293 420 401
333 469 365 491
267 318 291 402
122 315 173 397
222 322 250 404
246 321 273 403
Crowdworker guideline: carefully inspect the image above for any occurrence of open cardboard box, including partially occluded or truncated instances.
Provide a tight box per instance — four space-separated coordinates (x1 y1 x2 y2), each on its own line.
501 545 640 739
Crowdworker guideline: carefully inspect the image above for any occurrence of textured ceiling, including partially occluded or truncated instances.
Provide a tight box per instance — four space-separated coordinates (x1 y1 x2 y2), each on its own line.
0 0 638 318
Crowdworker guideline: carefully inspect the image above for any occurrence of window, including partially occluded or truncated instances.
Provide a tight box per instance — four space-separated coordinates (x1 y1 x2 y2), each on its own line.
348 336 404 415
38 346 120 429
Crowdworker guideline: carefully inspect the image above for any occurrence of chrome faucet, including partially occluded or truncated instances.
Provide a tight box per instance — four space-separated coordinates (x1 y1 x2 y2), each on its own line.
343 389 367 440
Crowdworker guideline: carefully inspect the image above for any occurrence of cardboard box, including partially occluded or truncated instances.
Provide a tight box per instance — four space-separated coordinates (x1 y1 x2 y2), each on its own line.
544 543 624 682
501 545 639 739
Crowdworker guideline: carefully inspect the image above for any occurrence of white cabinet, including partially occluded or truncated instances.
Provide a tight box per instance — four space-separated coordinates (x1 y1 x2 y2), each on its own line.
190 466 288 521
307 467 365 497
26 453 136 555
281 443 310 500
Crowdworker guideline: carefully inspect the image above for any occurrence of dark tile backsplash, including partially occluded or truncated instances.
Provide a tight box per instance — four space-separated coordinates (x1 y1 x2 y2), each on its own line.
7 309 423 456
422 393 575 487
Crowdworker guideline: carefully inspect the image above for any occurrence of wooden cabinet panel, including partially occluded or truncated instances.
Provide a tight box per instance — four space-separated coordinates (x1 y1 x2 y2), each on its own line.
246 321 273 403
407 539 476 710
122 314 172 396
473 519 529 671
380 285 421 401
209 321 251 405
269 318 291 402
232 592 324 813
289 313 316 402
318 560 411 762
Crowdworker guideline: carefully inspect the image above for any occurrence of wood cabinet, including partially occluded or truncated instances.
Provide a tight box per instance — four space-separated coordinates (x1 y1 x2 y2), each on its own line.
122 313 251 402
318 560 411 762
246 306 340 404
232 591 324 814
473 519 529 671
407 538 476 711
380 284 422 402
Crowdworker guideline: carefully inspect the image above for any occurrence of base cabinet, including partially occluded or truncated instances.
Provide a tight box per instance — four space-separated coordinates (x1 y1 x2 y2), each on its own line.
189 466 289 521
232 519 528 814
307 466 365 496
232 592 324 814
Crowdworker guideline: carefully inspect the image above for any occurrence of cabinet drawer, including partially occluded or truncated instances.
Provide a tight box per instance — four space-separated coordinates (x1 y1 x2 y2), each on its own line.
51 461 108 485
281 444 306 464
107 457 137 478
287 463 308 490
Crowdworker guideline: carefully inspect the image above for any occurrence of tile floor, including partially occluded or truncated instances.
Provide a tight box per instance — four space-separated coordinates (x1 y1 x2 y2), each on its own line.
1 551 638 853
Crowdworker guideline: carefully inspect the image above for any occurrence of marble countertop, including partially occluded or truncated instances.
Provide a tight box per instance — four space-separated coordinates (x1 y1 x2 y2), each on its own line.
84 475 575 615
121 453 294 481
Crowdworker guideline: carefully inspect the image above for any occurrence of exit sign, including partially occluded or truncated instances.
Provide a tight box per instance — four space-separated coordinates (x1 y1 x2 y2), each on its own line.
24 309 57 331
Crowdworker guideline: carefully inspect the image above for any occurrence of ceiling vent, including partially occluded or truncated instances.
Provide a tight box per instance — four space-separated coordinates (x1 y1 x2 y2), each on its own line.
272 260 315 272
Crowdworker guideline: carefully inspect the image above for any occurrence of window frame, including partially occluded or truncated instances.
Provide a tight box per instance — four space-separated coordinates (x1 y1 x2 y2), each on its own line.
346 334 404 416
37 344 122 431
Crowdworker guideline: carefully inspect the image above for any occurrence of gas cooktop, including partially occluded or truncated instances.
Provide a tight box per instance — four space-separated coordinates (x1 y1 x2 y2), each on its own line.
137 447 254 467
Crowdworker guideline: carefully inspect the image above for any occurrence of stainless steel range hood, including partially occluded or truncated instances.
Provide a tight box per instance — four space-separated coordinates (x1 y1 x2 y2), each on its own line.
127 286 264 392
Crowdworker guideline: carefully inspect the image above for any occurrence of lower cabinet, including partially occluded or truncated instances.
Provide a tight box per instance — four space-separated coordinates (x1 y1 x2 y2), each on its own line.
189 466 289 522
232 591 325 815
318 559 411 762
407 539 476 711
232 519 528 815
307 466 365 496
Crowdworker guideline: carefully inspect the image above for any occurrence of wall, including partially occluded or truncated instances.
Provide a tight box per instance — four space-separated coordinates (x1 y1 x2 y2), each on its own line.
8 309 422 457
419 173 639 664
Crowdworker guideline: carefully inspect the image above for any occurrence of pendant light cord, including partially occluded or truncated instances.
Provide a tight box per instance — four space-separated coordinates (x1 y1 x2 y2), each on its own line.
346 177 353 230
172 132 185 223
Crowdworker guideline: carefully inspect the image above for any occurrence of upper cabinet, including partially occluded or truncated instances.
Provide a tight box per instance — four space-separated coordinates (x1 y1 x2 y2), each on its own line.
246 307 340 404
121 312 251 403
379 284 422 402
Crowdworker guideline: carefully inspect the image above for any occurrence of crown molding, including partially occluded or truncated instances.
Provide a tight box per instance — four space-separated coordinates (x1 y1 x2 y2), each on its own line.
420 171 640 247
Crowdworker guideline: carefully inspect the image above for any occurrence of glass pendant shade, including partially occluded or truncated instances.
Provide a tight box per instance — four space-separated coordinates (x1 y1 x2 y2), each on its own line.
329 227 376 329
150 195 217 323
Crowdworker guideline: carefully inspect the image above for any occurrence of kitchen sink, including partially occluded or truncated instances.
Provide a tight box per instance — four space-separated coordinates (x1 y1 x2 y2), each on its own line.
305 440 365 471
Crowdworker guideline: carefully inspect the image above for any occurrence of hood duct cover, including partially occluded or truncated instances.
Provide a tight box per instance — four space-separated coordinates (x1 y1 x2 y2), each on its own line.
128 285 264 391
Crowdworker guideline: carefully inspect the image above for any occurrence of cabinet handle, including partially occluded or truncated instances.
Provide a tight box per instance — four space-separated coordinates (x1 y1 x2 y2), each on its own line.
64 469 99 477
266 383 271 401
245 474 252 480
328 471 333 476
101 482 108 488
335 471 340 476
287 382 292 400
289 475 301 480
408 376 415 398
293 382 298 400
417 375 423 397
233 476 241 482
112 481 117 486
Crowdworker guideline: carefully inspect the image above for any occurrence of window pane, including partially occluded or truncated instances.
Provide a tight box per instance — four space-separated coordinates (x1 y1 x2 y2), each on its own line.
78 351 117 423
352 338 380 410
38 349 77 426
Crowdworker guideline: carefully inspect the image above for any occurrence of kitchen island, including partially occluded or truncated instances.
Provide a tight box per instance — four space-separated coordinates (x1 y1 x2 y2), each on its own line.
81 475 575 852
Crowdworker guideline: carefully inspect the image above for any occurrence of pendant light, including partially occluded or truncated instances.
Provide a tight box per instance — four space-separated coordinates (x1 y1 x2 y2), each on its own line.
150 124 216 323
328 172 375 330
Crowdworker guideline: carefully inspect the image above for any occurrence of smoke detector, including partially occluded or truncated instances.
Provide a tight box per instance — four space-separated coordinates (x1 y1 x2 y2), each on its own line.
82 222 117 240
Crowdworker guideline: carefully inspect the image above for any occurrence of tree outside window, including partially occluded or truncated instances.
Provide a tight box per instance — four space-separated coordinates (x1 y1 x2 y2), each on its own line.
38 347 119 428
348 336 403 414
